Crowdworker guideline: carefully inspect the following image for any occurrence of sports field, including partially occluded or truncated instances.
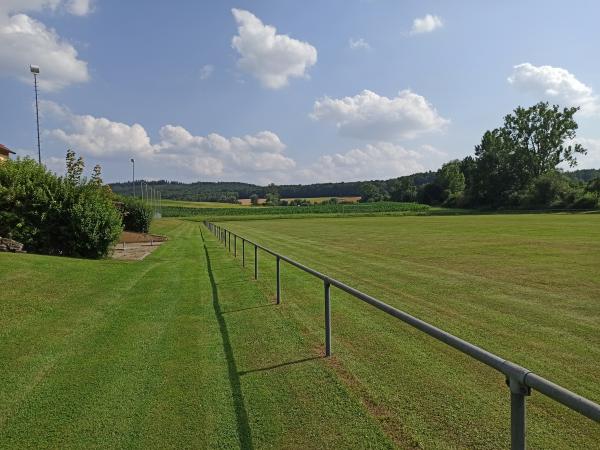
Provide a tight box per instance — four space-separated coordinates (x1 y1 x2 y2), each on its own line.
216 213 600 448
1 214 598 448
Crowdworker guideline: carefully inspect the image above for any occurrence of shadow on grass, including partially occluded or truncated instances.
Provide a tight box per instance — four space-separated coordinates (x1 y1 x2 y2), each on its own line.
221 304 274 315
202 231 254 450
239 357 321 376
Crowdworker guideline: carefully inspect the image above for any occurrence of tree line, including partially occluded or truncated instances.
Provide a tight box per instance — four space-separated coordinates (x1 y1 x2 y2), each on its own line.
360 103 600 209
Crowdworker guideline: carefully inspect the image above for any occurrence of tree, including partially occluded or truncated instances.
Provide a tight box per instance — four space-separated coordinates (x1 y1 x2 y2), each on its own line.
503 103 586 178
65 149 84 185
91 164 103 185
587 178 600 203
389 177 417 202
359 182 387 202
469 103 587 207
250 193 259 206
265 183 280 206
437 160 465 202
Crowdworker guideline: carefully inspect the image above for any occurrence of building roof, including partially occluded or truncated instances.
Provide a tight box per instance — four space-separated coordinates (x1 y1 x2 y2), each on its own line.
0 144 16 154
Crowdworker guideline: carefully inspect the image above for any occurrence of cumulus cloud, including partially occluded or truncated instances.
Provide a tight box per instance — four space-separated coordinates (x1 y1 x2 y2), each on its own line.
199 64 214 80
0 0 90 91
299 142 426 183
42 101 155 158
42 101 296 180
508 63 598 115
231 8 317 89
573 138 600 169
311 89 449 140
410 14 443 35
349 37 371 51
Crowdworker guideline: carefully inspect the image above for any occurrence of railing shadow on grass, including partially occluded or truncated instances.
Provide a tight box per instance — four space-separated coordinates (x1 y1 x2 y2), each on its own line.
238 357 321 376
202 231 254 450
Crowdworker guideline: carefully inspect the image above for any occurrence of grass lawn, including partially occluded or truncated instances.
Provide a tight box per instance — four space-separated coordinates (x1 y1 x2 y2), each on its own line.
215 213 600 449
0 219 392 449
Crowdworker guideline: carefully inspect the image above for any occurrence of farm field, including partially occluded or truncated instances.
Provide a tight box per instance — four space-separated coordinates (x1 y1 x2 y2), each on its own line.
238 196 361 205
163 201 430 218
214 213 600 449
0 219 392 449
160 198 242 208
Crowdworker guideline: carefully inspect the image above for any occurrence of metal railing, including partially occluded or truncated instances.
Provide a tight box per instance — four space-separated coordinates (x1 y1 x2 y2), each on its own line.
204 221 600 449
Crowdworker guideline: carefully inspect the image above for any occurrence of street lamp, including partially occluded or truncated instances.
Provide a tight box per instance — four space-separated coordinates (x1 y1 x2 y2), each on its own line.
130 158 135 196
30 65 41 164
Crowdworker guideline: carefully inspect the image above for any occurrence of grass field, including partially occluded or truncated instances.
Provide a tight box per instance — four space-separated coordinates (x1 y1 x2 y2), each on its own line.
1 214 598 448
215 214 600 449
0 219 393 448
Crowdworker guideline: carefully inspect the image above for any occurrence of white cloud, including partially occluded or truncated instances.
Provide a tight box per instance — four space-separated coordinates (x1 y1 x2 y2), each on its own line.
349 37 371 51
42 101 155 158
573 138 600 169
42 101 296 180
410 14 443 35
199 64 214 80
0 1 90 91
66 0 93 16
311 89 449 140
299 142 425 183
231 8 317 89
508 63 598 115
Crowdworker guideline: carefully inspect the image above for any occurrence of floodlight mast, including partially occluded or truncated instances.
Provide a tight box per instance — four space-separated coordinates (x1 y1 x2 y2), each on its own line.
130 158 135 196
30 65 41 164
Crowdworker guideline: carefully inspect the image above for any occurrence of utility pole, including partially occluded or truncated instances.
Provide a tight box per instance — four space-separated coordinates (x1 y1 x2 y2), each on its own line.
130 158 135 196
30 65 41 164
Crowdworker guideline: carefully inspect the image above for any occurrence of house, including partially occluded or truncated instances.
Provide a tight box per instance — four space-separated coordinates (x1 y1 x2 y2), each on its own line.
0 144 15 162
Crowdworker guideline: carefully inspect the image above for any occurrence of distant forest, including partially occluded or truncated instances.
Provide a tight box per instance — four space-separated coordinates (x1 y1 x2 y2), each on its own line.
109 168 598 203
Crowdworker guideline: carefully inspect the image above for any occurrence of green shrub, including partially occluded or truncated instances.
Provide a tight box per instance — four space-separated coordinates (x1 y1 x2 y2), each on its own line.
119 196 152 233
0 157 122 258
569 194 598 210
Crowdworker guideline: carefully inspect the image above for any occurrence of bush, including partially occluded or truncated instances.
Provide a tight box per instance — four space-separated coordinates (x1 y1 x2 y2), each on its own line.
119 196 153 233
0 157 122 258
569 194 598 209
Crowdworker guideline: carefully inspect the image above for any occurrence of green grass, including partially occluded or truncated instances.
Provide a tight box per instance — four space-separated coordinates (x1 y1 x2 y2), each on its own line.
2 214 598 449
0 219 393 449
160 198 243 208
216 214 600 449
163 201 430 218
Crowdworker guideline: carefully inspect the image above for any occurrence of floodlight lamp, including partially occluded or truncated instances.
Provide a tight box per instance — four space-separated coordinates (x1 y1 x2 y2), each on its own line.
30 65 40 74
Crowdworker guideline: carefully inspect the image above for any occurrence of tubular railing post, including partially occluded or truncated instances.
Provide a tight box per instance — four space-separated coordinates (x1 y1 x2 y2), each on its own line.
228 231 231 252
276 256 281 305
254 244 258 280
508 378 529 450
325 280 331 357
234 235 237 257
242 239 245 267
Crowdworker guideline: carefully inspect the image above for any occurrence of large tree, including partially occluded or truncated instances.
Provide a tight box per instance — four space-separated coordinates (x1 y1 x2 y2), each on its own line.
470 102 587 206
503 102 586 178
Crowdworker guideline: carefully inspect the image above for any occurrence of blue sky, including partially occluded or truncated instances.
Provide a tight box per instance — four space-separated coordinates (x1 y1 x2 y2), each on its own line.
1 0 599 184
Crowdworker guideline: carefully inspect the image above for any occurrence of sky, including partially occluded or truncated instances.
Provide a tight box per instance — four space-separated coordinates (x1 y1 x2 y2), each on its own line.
1 0 600 184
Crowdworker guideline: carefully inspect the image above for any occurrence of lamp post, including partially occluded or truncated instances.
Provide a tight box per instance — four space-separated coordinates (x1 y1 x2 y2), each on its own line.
30 65 41 164
130 158 135 197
